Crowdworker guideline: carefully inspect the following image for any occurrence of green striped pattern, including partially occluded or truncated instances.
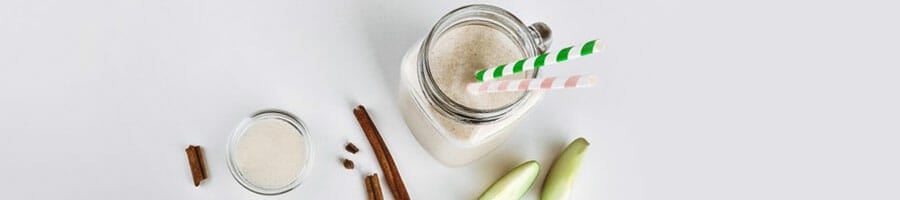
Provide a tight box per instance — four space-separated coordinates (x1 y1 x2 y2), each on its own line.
475 39 602 82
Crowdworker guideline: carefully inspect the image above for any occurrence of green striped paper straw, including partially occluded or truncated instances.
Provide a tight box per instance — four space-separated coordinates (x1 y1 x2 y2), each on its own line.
474 39 603 82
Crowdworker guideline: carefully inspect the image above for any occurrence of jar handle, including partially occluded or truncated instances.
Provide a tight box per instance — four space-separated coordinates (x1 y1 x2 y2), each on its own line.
528 22 552 53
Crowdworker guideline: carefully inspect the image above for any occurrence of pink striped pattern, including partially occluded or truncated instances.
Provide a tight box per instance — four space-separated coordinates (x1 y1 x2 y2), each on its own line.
517 79 531 90
498 80 511 91
564 75 582 88
478 82 491 93
467 75 597 94
540 77 557 89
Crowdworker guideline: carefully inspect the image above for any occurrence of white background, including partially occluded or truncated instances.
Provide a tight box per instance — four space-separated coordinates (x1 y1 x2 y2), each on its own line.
1 0 898 199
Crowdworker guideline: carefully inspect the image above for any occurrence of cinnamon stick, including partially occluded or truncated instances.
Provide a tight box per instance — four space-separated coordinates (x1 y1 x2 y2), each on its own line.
353 105 410 200
365 175 376 200
370 173 384 200
185 145 207 187
363 174 385 200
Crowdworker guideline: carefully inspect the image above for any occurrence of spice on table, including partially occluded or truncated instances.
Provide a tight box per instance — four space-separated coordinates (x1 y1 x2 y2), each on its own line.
365 173 384 200
185 145 207 187
345 142 360 154
364 175 375 200
342 158 355 170
370 174 385 200
353 105 410 200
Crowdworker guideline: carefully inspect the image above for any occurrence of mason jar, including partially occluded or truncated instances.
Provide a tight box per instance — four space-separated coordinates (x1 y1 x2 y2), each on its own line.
398 4 552 166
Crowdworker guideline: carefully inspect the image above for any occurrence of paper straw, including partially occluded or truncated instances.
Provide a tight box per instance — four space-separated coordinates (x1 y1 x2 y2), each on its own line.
474 39 603 82
467 74 597 94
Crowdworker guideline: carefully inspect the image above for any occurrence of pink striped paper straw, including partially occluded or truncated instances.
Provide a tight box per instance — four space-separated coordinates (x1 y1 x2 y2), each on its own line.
467 75 597 94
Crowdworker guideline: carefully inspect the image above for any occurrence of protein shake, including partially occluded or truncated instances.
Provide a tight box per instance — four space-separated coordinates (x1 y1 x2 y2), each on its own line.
429 25 527 111
398 4 551 166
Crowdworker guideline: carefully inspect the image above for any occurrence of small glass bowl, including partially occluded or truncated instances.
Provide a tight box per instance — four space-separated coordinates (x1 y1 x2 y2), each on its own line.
226 110 314 195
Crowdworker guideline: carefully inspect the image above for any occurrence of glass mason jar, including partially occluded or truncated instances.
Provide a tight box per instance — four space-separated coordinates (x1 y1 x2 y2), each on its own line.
398 4 552 166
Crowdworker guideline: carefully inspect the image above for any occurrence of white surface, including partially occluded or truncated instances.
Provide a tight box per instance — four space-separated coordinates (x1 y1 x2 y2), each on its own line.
1 0 898 199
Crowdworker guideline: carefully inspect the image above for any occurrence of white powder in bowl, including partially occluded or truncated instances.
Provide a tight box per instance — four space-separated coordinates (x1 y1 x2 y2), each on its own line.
234 117 308 190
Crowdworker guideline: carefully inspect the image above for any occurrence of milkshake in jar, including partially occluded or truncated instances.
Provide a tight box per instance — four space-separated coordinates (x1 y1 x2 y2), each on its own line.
399 4 552 166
